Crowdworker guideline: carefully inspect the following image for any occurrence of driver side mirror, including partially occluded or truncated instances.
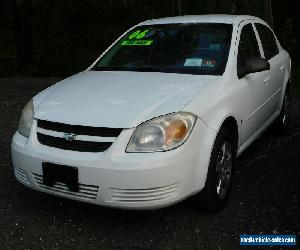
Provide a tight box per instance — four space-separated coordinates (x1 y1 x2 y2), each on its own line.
238 56 270 79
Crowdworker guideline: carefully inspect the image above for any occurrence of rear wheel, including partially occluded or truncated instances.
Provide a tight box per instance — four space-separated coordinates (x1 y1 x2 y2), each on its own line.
194 127 236 211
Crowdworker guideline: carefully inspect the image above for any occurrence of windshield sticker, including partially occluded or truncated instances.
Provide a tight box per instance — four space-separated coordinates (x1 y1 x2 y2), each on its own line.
128 30 149 40
121 40 153 46
184 58 203 67
202 59 216 67
122 29 153 46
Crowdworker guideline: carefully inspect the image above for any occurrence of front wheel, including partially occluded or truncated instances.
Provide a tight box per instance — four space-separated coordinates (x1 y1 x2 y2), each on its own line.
193 127 236 211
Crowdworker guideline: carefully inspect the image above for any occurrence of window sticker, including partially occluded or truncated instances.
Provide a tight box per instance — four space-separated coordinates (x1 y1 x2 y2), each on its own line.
121 40 153 46
202 59 216 67
122 29 153 46
128 30 149 40
184 58 203 67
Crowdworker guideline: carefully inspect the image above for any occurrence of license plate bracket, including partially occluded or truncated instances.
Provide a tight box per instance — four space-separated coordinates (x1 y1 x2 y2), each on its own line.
42 163 79 192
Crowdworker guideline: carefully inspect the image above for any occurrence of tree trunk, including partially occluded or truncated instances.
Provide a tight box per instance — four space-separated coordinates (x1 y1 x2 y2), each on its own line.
177 0 183 15
14 0 33 73
264 0 274 29
231 0 236 14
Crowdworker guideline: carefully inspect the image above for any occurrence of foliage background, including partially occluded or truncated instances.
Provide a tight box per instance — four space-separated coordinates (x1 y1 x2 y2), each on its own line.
0 0 299 77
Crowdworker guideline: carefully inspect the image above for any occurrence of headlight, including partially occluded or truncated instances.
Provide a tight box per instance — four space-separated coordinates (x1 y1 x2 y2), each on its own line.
18 100 34 138
126 112 197 152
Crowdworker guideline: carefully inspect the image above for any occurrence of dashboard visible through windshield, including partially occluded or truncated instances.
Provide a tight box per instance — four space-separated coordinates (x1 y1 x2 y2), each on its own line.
92 23 233 75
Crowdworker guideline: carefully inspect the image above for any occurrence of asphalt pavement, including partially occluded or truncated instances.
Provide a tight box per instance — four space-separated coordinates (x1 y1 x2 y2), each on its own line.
0 78 299 249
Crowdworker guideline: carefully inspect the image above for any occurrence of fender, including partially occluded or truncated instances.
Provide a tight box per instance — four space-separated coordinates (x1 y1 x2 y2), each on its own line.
278 51 292 110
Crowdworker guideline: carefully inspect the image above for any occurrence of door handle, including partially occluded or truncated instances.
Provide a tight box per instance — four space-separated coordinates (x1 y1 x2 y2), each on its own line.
264 76 271 85
280 65 285 72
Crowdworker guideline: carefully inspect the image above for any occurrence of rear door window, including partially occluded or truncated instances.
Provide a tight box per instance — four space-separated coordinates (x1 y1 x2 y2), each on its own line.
255 23 279 60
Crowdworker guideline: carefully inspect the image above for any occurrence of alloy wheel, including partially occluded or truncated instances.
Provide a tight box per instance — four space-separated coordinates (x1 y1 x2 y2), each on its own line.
216 141 233 200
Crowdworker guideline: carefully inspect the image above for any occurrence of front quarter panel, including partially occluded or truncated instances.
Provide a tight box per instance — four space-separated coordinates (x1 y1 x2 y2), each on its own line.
183 73 242 143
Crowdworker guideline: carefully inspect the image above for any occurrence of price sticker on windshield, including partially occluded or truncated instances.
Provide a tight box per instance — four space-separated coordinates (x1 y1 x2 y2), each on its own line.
122 40 153 46
122 29 153 46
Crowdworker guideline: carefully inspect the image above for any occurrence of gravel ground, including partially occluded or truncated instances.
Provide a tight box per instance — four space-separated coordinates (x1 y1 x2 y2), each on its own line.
0 78 299 250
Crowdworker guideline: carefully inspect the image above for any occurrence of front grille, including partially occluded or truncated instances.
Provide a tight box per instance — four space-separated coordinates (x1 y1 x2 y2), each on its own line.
110 183 179 203
37 133 112 152
38 120 122 137
33 173 99 200
36 119 123 153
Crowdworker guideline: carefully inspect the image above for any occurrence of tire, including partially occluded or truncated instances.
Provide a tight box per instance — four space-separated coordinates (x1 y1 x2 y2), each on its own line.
193 127 236 212
273 86 290 134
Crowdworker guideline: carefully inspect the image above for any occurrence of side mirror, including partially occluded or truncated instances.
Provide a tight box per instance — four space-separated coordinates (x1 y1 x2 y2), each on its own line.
238 56 270 79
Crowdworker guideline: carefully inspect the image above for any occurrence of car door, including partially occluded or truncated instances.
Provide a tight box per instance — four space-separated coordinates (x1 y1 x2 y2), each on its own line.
237 23 272 144
254 23 284 115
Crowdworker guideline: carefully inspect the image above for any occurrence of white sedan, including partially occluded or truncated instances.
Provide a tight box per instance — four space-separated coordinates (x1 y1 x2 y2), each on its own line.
12 15 291 211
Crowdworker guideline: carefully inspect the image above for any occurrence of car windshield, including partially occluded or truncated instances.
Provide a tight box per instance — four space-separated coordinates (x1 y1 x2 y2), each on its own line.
92 23 233 75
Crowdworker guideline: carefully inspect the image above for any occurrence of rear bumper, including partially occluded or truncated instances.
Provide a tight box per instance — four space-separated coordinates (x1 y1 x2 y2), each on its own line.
11 119 215 209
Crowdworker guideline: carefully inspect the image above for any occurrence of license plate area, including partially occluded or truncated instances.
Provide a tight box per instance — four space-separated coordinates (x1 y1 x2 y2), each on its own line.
42 163 79 192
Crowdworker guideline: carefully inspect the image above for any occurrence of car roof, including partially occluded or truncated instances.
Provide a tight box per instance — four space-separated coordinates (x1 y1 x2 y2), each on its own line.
138 14 260 26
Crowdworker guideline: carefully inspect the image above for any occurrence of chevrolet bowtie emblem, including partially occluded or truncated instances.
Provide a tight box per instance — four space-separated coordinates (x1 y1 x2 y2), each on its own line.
63 133 77 141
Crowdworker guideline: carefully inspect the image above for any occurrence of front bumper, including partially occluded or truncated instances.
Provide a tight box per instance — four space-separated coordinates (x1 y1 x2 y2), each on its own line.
11 119 215 209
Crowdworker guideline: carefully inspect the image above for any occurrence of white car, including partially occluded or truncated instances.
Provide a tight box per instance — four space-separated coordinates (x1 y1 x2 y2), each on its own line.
12 15 291 211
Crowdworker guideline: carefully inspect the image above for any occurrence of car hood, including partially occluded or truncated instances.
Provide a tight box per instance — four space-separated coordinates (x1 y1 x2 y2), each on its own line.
34 71 219 128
